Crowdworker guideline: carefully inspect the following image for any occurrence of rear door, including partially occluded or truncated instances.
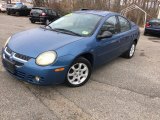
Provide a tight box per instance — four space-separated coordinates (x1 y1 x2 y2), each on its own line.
117 16 133 53
47 9 53 21
52 10 58 20
47 9 57 21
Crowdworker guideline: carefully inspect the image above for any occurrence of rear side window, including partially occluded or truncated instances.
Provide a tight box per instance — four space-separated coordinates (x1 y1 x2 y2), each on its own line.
118 16 131 32
100 16 119 35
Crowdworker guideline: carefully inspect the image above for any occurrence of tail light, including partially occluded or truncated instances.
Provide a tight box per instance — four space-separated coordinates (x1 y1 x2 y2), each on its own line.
145 22 151 28
41 12 46 16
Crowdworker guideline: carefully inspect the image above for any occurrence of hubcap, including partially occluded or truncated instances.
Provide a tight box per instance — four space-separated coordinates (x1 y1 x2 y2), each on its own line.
130 44 135 57
67 63 89 85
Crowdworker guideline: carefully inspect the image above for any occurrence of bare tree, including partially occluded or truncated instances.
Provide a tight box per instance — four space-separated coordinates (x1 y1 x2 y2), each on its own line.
33 0 160 26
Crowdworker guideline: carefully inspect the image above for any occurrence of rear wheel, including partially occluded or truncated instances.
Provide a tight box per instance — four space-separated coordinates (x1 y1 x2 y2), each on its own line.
66 57 92 87
31 20 35 24
122 42 136 59
15 12 20 16
7 11 10 15
144 31 148 36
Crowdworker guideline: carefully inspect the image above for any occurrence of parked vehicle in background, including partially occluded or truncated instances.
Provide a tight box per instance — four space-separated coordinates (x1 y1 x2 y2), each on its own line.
0 3 6 12
2 10 140 87
144 19 160 36
7 2 31 16
0 3 13 12
29 7 60 25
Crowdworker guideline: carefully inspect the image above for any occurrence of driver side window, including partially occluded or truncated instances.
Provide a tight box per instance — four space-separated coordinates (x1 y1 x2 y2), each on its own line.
100 16 119 35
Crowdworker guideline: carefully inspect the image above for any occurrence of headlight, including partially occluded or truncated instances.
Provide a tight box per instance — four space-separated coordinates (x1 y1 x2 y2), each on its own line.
4 36 11 47
36 51 57 66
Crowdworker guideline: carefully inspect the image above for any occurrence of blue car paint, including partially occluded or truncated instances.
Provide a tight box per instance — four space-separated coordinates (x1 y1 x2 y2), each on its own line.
2 10 140 85
9 28 84 58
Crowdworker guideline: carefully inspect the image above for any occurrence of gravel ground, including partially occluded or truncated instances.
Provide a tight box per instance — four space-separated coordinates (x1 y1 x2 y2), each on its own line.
0 13 160 120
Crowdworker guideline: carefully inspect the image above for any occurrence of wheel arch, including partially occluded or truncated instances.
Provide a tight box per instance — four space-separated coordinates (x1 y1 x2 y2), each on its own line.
134 39 138 45
74 52 94 67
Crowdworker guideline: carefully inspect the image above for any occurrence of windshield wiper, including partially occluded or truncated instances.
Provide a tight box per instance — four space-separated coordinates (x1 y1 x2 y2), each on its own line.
40 25 53 30
53 28 82 37
46 25 53 30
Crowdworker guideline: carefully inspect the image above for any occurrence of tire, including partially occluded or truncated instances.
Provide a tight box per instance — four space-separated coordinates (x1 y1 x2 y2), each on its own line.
122 41 136 59
144 31 148 36
31 20 35 24
66 57 92 87
7 11 10 15
15 12 20 16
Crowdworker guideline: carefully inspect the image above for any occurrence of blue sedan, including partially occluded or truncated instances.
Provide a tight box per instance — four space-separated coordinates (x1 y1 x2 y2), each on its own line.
2 10 140 87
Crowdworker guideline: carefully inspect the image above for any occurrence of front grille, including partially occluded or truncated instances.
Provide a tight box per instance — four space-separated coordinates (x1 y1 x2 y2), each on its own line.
6 47 12 54
15 53 31 61
4 54 24 67
5 46 31 63
28 75 34 81
16 71 26 78
4 54 10 60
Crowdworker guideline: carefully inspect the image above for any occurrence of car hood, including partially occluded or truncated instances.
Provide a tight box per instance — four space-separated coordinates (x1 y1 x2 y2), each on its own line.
8 28 83 58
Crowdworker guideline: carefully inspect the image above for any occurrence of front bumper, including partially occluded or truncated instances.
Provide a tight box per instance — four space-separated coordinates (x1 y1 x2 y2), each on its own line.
2 48 69 85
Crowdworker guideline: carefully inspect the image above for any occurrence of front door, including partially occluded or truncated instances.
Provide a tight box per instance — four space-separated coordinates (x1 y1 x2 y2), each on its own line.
95 16 122 65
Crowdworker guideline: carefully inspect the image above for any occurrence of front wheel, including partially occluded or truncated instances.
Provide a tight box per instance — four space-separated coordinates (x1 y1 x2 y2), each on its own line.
122 42 136 59
66 57 92 87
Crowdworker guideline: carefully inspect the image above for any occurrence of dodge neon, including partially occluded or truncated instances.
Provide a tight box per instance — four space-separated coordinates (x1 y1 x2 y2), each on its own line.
2 10 140 87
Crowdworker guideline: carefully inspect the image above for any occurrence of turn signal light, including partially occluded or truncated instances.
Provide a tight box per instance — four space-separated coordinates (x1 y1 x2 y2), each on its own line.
55 68 65 72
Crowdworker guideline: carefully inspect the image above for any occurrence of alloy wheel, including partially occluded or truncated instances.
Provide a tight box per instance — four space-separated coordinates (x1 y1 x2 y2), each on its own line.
129 44 135 57
67 63 89 85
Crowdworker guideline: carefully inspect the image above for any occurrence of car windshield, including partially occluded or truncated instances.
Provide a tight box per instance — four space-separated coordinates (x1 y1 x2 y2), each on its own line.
48 13 102 36
14 3 23 8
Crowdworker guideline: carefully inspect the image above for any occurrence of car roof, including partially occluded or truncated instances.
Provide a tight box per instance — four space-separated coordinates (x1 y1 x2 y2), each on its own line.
75 10 119 17
32 7 50 10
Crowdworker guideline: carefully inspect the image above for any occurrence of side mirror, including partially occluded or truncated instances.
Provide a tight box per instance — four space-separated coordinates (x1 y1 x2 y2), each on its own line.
97 31 113 39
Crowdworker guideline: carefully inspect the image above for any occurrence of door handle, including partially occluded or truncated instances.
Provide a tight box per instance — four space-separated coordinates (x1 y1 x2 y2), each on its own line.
111 40 120 43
